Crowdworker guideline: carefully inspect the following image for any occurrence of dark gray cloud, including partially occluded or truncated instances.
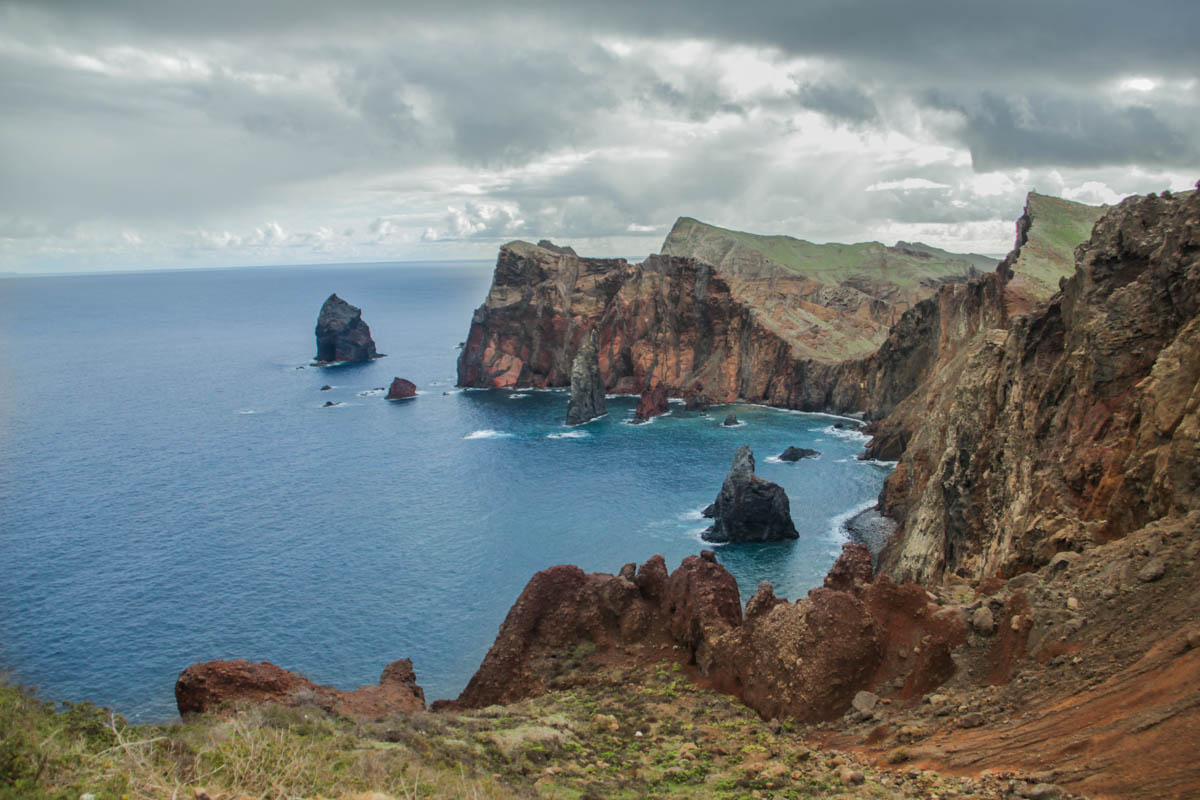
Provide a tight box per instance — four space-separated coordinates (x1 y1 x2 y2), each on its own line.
790 82 878 126
924 90 1197 170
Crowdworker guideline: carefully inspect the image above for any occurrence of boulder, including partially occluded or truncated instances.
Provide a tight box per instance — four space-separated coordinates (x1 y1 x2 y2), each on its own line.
723 413 739 426
703 446 799 543
175 658 424 719
565 329 606 426
634 383 669 422
385 377 417 400
779 446 820 461
824 542 874 593
314 293 379 363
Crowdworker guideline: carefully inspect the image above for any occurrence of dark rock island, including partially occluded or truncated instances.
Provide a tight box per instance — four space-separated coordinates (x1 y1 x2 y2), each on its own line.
314 293 380 364
702 445 798 543
779 446 820 461
565 329 606 426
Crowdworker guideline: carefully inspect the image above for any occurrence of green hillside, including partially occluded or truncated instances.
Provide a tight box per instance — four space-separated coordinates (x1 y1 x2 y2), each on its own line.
662 217 996 288
1009 192 1107 298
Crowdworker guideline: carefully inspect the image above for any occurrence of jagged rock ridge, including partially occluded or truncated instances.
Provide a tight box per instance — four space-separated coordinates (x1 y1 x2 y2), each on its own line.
867 189 1200 585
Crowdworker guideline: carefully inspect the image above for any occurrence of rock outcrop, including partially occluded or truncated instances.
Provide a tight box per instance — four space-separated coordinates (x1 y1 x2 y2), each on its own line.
779 446 819 461
633 383 669 422
175 658 425 719
565 329 606 425
450 544 965 723
702 446 798 543
873 189 1200 585
385 377 417 400
314 294 379 364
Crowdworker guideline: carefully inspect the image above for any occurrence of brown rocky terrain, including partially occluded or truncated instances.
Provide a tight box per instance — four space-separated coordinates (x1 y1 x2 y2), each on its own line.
175 657 425 719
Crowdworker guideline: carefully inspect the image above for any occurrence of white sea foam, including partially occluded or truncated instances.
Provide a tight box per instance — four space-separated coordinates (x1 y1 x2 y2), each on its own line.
827 498 878 545
678 508 707 522
546 430 589 439
358 389 386 397
858 458 899 468
823 424 870 443
763 455 783 464
237 409 257 415
441 388 465 395
508 393 530 399
463 429 514 440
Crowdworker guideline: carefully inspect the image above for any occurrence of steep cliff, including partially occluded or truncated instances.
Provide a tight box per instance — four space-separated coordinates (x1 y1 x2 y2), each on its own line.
875 189 1200 584
454 238 973 412
457 241 870 409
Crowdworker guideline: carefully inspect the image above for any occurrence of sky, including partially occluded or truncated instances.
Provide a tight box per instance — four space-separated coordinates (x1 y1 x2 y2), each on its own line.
1 1 1197 273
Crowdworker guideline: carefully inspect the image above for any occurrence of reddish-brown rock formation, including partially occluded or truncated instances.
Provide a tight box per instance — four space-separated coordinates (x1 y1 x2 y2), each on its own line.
385 377 417 400
457 241 923 414
633 382 669 421
449 544 967 723
175 658 425 719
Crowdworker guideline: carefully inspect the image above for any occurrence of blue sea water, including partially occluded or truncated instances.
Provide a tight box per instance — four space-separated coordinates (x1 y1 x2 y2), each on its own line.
0 262 891 721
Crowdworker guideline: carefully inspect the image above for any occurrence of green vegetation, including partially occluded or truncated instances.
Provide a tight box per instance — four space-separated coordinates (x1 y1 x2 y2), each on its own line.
1009 192 1106 298
2 662 1003 799
664 217 994 289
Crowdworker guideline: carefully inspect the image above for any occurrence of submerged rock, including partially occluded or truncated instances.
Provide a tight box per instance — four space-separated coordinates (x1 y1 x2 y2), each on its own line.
314 293 379 364
779 446 820 461
175 658 425 719
634 383 669 422
565 329 606 426
385 377 417 400
703 446 798 543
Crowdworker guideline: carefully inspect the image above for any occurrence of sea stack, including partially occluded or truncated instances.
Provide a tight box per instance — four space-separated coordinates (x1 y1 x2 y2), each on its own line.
314 293 379 364
634 382 669 422
703 445 799 543
565 329 606 426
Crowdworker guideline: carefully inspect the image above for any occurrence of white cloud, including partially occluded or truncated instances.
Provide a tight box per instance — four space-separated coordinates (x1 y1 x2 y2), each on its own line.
864 178 950 192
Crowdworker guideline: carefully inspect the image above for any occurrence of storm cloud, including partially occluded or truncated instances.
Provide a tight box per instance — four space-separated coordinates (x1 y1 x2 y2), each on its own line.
1 1 1196 271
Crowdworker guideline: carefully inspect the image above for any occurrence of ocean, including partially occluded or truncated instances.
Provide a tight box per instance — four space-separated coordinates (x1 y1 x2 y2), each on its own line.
0 261 891 721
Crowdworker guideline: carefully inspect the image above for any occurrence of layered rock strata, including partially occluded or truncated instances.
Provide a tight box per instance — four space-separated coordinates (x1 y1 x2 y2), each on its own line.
175 658 425 719
702 445 798 543
565 329 606 425
314 293 379 363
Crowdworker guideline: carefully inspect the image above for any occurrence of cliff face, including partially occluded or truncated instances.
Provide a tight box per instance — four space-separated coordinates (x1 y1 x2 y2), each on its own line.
457 241 869 410
875 190 1200 584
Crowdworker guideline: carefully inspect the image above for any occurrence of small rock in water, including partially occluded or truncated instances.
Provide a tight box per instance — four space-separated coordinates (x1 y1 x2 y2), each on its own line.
386 377 418 400
723 413 739 426
320 384 332 391
779 446 820 461
322 400 337 408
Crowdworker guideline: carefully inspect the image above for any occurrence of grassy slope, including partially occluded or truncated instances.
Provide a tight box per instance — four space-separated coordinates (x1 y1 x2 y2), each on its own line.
0 662 1011 800
668 218 993 288
1010 193 1106 298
